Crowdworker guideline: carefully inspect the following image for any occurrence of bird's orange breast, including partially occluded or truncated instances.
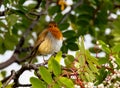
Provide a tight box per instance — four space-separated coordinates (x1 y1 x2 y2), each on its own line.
34 21 63 55
48 27 63 40
38 31 63 55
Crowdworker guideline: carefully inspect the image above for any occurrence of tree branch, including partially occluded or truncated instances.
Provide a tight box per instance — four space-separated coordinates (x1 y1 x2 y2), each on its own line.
0 5 43 70
0 54 17 69
2 70 16 88
13 61 48 87
0 0 53 70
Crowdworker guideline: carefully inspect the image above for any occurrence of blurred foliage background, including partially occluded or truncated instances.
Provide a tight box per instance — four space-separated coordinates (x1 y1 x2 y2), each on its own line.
0 0 120 54
0 0 120 88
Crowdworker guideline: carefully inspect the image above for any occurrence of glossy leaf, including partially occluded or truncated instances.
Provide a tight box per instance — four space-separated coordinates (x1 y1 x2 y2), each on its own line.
63 30 76 38
6 14 18 27
54 13 63 23
67 42 78 51
65 55 74 67
59 23 69 31
59 77 74 88
48 6 60 15
97 40 110 53
30 77 46 88
55 51 62 63
39 66 53 84
61 44 68 53
51 58 61 76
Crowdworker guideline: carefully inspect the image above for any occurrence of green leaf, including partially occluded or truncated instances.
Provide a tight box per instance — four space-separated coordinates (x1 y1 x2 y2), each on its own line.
59 23 69 31
98 57 108 65
61 44 68 53
51 59 61 76
63 30 76 38
48 6 60 15
97 40 110 53
69 14 76 23
6 14 18 35
84 72 95 82
55 51 62 63
18 0 26 5
30 77 46 88
88 61 99 74
6 84 14 88
3 33 18 50
59 77 74 88
48 55 61 77
67 42 78 51
39 66 53 84
78 36 85 52
0 81 2 88
53 84 60 88
85 50 99 66
95 68 108 85
0 37 5 54
1 70 6 77
0 21 7 29
115 56 120 67
48 56 54 72
6 14 18 27
65 55 74 67
78 52 86 67
54 13 63 23
112 44 120 53
66 36 77 43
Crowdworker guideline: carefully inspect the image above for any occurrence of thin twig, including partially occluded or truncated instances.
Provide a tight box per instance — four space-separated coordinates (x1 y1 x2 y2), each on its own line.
17 84 32 87
13 60 48 87
0 54 17 69
2 70 16 88
35 0 42 9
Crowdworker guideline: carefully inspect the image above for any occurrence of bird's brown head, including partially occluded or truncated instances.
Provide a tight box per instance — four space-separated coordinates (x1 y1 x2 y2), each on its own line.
48 21 63 40
48 21 58 28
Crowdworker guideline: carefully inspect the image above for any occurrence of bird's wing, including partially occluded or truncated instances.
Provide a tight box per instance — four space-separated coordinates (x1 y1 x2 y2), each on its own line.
31 29 48 56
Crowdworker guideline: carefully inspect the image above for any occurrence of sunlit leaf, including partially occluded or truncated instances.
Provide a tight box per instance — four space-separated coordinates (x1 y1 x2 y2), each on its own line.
55 51 62 63
30 77 46 88
65 55 74 67
112 44 120 53
51 58 61 76
6 14 18 27
6 84 14 88
59 77 74 88
53 83 60 88
0 81 2 88
97 40 110 53
39 66 53 84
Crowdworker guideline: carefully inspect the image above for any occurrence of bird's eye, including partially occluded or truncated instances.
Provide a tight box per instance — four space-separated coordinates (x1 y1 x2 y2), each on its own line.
54 24 57 27
49 25 52 27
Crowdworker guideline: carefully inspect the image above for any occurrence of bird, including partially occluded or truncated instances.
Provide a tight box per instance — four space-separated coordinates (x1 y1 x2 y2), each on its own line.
29 21 63 62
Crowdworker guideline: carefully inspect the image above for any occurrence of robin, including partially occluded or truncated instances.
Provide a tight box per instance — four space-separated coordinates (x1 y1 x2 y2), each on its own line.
30 21 63 62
